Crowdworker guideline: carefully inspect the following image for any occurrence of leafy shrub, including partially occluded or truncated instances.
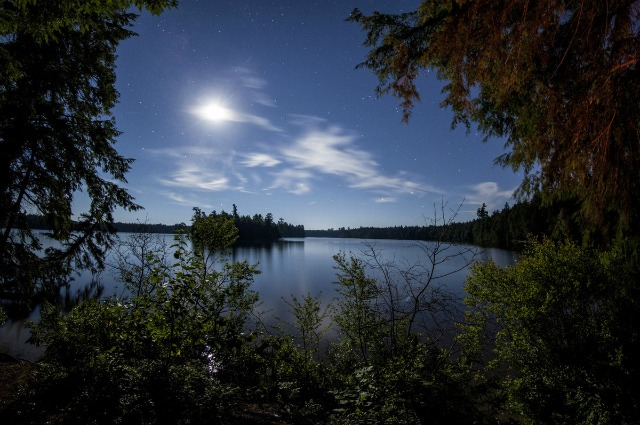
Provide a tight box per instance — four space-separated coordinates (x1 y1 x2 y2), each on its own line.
462 238 640 424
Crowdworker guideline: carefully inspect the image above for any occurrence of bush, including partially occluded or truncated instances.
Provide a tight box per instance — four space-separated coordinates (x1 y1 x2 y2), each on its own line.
462 238 640 423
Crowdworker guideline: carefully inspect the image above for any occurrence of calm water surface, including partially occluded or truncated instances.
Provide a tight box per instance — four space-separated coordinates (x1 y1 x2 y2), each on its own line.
1 235 517 361
234 237 516 322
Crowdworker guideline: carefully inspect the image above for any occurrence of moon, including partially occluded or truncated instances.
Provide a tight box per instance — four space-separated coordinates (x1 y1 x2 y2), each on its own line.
194 102 235 122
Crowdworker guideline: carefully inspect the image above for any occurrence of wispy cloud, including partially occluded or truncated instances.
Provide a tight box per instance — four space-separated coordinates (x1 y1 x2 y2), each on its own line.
165 191 214 209
151 146 249 201
190 106 282 132
268 168 313 195
161 167 231 191
282 127 375 178
235 66 276 108
350 173 430 194
153 117 438 202
148 146 216 158
242 153 281 168
464 182 516 210
277 120 437 196
236 113 283 132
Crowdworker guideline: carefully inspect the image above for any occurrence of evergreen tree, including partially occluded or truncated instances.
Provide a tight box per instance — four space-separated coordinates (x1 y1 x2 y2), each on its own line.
0 0 176 301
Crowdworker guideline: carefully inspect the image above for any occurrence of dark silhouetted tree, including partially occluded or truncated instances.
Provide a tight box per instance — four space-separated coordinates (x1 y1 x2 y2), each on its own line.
0 0 177 301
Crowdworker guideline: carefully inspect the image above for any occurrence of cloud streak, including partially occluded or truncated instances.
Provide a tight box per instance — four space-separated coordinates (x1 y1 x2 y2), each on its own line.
236 66 276 108
375 197 397 203
464 182 516 211
161 167 231 191
275 121 439 197
241 152 281 168
231 112 283 132
154 117 437 202
268 168 313 195
165 191 214 209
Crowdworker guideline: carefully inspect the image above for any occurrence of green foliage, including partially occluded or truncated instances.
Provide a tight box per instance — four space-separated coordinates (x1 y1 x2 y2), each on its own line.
330 345 488 424
328 244 489 424
284 292 332 358
254 334 331 421
331 252 385 365
350 1 640 235
190 207 239 254
0 1 177 44
239 294 335 421
462 238 640 423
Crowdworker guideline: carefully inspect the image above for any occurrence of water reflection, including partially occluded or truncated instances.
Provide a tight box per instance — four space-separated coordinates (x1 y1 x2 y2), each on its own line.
234 238 517 332
1 235 516 361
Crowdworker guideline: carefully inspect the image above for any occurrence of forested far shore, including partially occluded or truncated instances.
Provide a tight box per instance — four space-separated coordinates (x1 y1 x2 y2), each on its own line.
24 214 187 234
26 194 590 250
308 195 592 250
23 206 306 244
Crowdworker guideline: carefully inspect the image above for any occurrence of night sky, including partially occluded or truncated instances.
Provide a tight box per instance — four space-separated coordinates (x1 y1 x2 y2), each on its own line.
106 0 523 229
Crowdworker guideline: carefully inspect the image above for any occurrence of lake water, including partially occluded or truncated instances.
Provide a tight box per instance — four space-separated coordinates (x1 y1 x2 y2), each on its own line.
0 235 517 361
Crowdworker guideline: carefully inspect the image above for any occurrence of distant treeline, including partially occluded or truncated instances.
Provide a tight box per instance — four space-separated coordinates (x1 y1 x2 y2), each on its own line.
114 221 188 234
26 196 584 250
24 205 306 244
24 214 188 235
307 195 586 250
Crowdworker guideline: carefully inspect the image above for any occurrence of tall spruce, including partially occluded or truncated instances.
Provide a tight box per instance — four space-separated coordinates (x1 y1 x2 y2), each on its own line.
0 1 177 301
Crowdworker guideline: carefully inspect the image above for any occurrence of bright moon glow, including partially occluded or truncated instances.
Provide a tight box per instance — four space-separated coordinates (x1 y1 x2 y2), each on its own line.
195 102 235 122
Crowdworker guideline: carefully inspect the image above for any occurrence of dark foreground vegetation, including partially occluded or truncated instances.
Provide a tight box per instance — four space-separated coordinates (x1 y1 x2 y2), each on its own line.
2 210 639 424
2 0 640 424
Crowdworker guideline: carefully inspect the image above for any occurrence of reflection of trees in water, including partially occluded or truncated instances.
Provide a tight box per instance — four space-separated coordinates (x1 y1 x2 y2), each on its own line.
1 276 104 321
1 230 107 320
1 272 105 362
59 278 104 312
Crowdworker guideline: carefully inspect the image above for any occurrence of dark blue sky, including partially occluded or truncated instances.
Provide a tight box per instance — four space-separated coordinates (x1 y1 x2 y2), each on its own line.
105 0 522 229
